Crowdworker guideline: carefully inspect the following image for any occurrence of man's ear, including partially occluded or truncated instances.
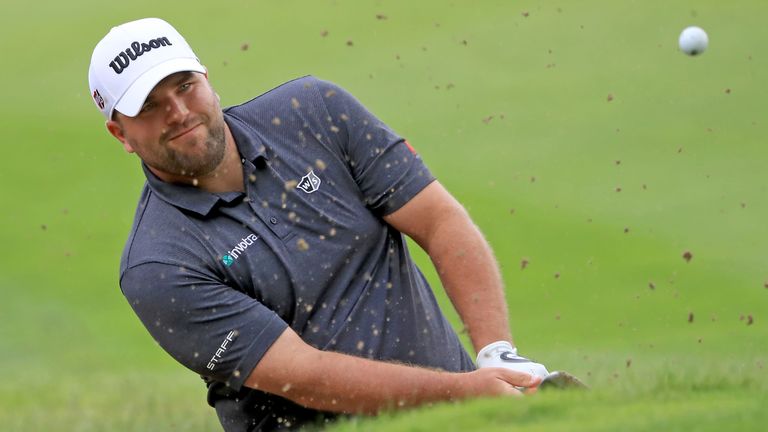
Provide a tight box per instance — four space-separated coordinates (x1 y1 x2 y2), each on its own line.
106 119 135 153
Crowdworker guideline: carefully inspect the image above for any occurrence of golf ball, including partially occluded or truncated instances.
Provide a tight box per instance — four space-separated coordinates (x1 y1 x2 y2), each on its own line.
679 26 708 56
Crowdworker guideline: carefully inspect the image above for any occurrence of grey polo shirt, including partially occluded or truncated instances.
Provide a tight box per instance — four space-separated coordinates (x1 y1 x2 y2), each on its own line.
119 76 475 431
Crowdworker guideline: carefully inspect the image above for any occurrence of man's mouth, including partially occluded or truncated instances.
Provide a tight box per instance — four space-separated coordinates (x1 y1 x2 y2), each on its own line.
168 123 201 141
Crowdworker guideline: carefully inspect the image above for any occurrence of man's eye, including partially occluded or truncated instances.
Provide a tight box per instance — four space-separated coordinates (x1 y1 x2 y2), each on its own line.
180 82 192 91
140 102 155 113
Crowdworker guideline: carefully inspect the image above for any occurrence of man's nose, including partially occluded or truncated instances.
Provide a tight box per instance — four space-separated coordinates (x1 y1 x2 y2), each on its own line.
165 96 189 123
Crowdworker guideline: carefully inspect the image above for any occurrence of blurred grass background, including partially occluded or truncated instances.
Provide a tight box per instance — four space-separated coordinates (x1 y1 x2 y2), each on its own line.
1 0 766 430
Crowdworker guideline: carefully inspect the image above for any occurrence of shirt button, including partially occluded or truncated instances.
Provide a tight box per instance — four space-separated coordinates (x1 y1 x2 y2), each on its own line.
241 158 246 164
270 217 278 224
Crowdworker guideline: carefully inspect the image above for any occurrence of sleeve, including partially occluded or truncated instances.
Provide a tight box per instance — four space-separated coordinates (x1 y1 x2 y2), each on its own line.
314 79 436 216
120 262 288 390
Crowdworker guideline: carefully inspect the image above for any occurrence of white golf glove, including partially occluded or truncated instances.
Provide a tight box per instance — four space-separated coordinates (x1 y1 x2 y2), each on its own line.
476 341 549 379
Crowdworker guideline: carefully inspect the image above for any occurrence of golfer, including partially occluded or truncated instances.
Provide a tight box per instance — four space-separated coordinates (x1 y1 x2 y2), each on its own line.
89 17 549 431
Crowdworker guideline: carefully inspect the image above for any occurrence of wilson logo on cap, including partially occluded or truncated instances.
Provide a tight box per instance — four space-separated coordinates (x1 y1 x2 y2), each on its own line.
109 37 173 74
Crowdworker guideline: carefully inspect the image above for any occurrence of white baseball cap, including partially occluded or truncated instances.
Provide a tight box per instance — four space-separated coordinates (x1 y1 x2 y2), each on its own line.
88 18 206 119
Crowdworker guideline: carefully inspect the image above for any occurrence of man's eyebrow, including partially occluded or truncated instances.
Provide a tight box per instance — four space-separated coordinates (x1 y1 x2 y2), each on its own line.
144 72 196 105
171 71 195 86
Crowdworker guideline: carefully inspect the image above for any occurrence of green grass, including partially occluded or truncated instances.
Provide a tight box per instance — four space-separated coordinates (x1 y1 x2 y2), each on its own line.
330 379 767 432
0 370 221 431
1 0 767 430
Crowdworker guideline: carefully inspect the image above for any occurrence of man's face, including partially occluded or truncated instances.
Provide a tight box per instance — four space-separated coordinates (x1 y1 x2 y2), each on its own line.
107 71 227 180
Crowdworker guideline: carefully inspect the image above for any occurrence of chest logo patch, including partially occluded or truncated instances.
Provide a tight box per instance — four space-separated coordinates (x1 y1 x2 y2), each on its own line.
297 170 321 194
221 233 259 267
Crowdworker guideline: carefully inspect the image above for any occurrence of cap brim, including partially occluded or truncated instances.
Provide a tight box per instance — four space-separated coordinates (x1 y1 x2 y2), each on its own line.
113 57 206 118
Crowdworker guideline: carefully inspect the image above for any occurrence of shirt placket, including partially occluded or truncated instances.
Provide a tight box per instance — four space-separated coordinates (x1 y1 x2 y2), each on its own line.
242 157 293 240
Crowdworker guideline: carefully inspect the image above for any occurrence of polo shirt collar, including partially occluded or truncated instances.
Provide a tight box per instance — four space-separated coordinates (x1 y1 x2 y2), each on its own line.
141 111 268 216
224 111 268 163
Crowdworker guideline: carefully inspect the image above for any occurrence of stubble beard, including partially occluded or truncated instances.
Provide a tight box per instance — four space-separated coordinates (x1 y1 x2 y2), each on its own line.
156 113 227 178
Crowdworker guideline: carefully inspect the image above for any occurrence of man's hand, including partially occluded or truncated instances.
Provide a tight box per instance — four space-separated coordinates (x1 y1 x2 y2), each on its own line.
467 367 543 397
476 341 549 381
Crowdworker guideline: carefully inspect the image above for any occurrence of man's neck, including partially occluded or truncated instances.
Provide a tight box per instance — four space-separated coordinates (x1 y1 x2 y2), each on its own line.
194 124 244 193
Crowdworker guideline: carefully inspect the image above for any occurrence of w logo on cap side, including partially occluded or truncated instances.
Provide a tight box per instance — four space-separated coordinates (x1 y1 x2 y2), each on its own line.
92 90 105 109
297 170 321 194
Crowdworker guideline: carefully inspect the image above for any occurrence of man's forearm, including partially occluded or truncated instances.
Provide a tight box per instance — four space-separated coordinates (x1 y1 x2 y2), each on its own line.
381 182 514 352
422 204 513 351
245 328 535 415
